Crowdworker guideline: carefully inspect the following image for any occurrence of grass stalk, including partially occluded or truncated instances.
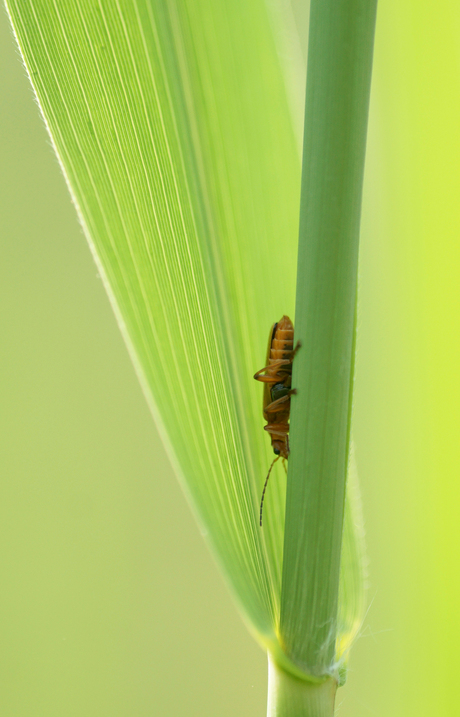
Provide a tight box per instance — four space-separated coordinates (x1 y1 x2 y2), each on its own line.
267 657 337 717
279 0 378 676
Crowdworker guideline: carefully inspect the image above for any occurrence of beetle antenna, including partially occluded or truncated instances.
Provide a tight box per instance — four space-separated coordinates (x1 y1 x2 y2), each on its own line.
260 456 280 527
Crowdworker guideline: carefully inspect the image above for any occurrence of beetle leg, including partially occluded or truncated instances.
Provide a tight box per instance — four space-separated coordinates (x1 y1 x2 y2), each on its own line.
264 395 290 412
253 375 279 384
253 359 291 382
264 423 289 438
264 389 297 413
291 340 302 360
254 343 300 383
270 341 301 370
271 341 301 371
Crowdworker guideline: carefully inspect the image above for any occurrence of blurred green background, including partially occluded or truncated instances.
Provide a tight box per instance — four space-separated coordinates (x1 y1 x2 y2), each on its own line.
1 2 459 715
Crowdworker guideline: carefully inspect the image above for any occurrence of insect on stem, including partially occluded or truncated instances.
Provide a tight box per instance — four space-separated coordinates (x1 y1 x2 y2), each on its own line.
253 316 299 527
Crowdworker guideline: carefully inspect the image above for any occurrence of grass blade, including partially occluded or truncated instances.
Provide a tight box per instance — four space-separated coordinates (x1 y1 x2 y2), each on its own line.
5 0 368 698
5 0 300 648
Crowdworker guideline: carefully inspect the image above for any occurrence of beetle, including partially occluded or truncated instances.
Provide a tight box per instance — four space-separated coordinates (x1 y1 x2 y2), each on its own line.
253 315 300 526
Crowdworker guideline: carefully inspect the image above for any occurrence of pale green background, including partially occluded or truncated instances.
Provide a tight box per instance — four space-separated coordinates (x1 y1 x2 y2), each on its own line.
2 3 459 715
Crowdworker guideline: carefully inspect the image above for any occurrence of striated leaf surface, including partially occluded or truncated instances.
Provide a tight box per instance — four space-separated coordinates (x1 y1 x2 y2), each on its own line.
6 0 365 670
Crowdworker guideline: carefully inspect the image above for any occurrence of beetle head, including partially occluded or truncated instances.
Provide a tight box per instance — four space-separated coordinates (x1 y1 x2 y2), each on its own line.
272 440 289 460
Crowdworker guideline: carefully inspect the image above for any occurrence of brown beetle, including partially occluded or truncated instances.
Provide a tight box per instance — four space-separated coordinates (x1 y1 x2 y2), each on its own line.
253 316 300 526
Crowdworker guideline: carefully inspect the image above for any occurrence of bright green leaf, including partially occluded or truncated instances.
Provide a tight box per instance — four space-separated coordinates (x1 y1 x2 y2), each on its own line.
6 0 365 677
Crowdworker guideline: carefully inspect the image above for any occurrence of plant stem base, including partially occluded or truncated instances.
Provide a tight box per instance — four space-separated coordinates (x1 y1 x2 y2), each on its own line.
267 656 337 717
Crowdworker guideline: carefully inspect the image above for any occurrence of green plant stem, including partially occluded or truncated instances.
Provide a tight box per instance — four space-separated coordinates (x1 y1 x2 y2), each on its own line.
280 0 378 674
267 657 337 717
